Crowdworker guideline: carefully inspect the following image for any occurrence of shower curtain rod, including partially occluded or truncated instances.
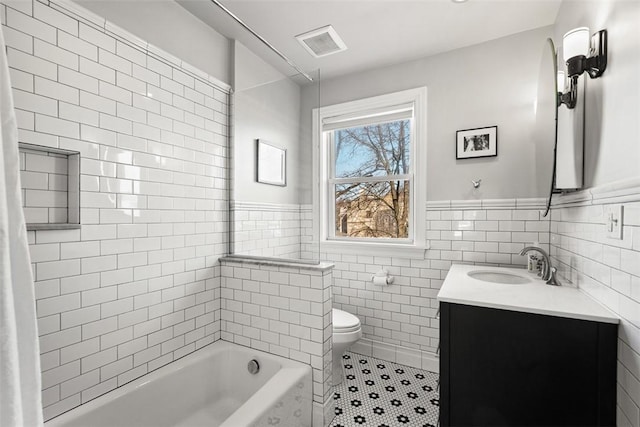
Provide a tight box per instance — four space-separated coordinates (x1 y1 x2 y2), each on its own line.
208 0 314 82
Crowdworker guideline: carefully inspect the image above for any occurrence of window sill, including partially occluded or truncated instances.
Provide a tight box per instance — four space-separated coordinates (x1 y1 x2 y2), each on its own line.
320 240 429 259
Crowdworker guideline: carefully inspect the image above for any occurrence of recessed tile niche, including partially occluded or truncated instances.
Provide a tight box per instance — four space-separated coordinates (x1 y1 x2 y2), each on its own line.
19 143 80 230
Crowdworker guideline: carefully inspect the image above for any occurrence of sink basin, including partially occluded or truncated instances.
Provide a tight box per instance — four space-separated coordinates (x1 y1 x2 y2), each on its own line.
467 270 531 285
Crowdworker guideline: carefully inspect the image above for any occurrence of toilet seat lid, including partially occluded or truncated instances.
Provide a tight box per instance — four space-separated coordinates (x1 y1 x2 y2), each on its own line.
333 308 361 331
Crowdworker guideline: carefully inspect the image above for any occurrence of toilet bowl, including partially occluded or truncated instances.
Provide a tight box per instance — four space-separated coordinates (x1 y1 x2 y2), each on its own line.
332 308 362 385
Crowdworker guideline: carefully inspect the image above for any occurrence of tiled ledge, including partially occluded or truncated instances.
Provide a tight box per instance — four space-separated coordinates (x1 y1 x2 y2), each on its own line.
220 255 334 272
231 201 304 212
552 176 640 207
26 223 81 231
426 197 547 210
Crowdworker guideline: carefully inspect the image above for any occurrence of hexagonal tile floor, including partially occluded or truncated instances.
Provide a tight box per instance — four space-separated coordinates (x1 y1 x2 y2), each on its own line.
329 352 439 427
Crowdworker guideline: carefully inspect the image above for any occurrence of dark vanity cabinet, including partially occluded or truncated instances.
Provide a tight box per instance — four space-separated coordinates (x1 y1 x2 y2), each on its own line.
439 302 617 427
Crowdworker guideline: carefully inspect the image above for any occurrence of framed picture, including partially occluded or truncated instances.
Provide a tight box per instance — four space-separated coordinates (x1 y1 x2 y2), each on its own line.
256 139 286 186
456 126 498 159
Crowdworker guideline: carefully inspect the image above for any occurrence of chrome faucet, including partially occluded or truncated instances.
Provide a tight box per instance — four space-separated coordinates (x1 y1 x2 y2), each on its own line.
519 246 560 286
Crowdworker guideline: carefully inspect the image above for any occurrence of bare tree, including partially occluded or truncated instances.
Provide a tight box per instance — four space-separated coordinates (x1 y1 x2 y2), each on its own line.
334 120 410 238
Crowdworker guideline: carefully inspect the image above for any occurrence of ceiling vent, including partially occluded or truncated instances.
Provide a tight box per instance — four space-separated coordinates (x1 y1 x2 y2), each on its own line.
295 25 347 58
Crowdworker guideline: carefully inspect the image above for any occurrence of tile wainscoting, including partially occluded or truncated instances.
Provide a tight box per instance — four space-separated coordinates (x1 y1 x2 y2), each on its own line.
2 0 230 420
550 177 640 426
325 198 551 367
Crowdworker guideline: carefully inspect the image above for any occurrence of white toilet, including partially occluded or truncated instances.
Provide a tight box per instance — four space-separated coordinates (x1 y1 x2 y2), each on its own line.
332 308 363 385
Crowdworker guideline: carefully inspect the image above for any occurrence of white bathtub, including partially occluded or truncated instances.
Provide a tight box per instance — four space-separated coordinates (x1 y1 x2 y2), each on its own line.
46 341 312 427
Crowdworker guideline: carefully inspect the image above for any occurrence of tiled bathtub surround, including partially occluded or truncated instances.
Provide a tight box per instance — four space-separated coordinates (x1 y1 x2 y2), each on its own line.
327 198 550 363
2 0 229 420
220 257 334 427
550 179 640 426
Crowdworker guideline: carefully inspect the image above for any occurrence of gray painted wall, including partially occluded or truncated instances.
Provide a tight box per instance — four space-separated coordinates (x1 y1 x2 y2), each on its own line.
301 26 555 202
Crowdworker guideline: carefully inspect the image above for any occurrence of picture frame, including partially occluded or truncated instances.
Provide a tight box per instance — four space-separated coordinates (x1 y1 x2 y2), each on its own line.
256 139 286 186
456 126 498 159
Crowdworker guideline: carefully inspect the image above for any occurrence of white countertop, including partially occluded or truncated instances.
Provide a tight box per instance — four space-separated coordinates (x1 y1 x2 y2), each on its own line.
437 264 619 324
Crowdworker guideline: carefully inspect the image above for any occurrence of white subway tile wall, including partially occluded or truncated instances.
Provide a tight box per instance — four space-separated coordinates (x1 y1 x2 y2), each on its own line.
220 259 334 426
20 148 69 223
326 205 550 356
231 202 304 259
2 0 229 420
551 200 640 426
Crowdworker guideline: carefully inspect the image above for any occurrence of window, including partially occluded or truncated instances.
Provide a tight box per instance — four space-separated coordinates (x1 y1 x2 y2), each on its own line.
313 88 427 251
330 117 412 240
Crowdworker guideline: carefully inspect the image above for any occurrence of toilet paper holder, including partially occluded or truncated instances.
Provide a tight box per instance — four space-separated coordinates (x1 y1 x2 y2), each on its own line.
371 269 394 285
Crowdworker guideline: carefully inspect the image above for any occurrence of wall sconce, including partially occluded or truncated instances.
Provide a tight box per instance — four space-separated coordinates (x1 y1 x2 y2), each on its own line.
558 27 608 109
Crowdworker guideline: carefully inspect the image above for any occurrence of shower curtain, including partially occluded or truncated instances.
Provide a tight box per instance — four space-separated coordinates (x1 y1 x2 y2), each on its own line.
0 25 44 427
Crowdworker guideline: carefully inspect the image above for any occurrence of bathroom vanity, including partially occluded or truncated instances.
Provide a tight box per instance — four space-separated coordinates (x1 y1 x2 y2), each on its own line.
437 264 618 427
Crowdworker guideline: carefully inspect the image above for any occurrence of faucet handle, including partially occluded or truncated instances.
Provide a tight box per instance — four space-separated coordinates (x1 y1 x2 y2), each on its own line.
545 267 560 286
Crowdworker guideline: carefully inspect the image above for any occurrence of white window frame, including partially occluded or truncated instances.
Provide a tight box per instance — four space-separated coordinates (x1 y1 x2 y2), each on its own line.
312 87 428 257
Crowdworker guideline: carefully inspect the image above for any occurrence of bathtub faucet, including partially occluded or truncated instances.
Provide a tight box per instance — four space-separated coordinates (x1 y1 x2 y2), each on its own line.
519 246 560 286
